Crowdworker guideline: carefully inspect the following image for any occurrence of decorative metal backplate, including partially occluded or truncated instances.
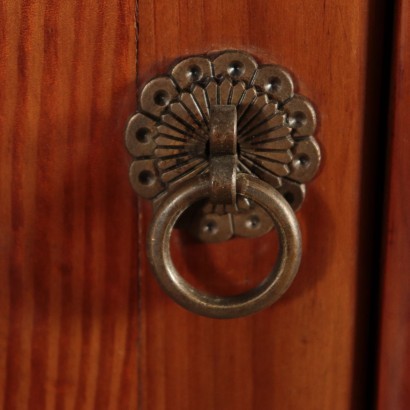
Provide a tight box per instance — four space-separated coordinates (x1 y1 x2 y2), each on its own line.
125 50 320 242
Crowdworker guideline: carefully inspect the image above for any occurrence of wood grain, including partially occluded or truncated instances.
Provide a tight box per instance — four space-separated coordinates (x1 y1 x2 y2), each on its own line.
0 0 391 408
377 0 410 408
0 1 138 409
136 0 387 409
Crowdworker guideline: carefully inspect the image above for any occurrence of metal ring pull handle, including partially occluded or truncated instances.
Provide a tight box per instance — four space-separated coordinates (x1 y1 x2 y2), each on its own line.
125 50 321 318
147 173 301 319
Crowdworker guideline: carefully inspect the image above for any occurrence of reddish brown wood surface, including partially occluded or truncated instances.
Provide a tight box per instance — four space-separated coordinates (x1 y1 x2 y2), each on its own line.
137 1 386 409
0 1 138 409
0 0 390 408
377 0 410 408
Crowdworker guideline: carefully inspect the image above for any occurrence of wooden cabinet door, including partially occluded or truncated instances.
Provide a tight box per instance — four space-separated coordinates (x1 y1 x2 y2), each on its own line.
0 0 404 409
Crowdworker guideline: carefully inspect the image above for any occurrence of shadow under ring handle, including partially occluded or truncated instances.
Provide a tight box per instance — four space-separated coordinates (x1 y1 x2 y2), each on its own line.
147 173 302 319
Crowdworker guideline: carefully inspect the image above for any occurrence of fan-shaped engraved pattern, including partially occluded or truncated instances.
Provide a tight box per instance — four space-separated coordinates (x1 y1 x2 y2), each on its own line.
126 51 319 207
125 50 320 240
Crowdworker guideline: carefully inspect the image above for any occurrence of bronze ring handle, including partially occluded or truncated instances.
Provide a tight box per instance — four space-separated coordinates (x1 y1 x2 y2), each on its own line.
147 173 302 319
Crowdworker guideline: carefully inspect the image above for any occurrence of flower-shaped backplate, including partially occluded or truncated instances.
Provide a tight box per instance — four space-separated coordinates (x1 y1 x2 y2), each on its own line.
125 50 320 242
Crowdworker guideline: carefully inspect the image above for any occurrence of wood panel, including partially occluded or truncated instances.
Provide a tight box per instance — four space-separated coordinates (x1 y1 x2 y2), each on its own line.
377 0 410 408
0 1 138 409
137 0 387 409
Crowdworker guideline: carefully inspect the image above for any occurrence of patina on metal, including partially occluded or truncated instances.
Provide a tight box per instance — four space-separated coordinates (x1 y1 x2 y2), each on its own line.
125 50 321 318
209 105 237 205
125 50 320 242
147 173 301 319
